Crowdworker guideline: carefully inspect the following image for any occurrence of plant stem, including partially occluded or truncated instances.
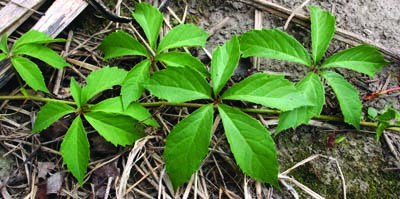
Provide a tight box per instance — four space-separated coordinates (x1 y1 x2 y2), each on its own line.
1 95 399 132
0 95 76 106
381 86 400 95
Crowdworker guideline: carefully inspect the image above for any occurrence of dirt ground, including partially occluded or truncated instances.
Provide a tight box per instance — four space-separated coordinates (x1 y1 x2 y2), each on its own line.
0 0 399 198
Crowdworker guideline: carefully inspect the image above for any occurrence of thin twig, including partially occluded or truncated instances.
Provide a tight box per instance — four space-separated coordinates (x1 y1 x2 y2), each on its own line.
284 0 310 30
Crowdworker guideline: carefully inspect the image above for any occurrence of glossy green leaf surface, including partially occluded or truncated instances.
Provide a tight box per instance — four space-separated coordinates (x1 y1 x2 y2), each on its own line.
81 67 127 105
11 56 49 92
276 73 325 133
132 2 163 49
32 102 76 132
144 67 212 103
155 51 209 77
0 53 6 61
310 5 336 64
90 96 159 127
222 73 311 111
0 33 9 54
321 71 362 130
239 29 312 66
60 116 90 185
211 36 241 96
84 112 144 146
98 31 148 59
13 30 65 49
14 44 69 69
218 104 279 188
164 104 214 190
157 24 209 53
375 108 400 142
321 45 389 76
121 60 151 109
70 77 83 108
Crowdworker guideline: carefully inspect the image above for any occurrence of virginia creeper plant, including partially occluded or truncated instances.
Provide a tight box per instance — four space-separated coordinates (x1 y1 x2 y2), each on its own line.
2 2 393 191
238 6 389 133
97 2 311 190
0 30 69 93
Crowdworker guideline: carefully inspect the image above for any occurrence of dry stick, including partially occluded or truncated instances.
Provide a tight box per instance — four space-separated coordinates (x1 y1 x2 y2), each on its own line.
117 137 149 199
239 0 400 62
194 172 199 199
157 167 166 199
9 0 44 15
255 181 262 199
125 164 163 195
67 58 100 71
279 179 299 199
128 23 156 57
208 17 232 36
254 10 263 70
182 174 195 199
280 154 347 199
68 29 113 57
283 0 310 30
53 30 74 96
383 132 400 161
104 177 113 199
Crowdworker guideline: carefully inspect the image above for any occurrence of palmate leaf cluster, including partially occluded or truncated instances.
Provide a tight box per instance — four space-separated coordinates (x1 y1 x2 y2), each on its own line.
368 104 400 142
239 5 389 132
30 3 390 191
147 36 312 189
32 67 159 185
0 30 69 93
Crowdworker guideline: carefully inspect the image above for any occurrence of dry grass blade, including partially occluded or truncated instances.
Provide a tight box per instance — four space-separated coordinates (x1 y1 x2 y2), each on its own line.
116 137 149 199
284 0 310 30
279 154 347 199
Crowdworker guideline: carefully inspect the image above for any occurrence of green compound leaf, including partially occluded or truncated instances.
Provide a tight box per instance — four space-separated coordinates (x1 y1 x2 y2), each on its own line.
276 73 325 133
310 5 336 64
60 116 90 185
0 53 6 62
376 121 389 143
144 67 212 103
155 51 209 78
32 102 76 132
70 77 83 108
375 108 400 142
211 36 241 96
1 33 9 54
218 104 279 188
84 111 145 147
121 60 151 109
321 45 389 76
81 67 127 105
14 44 69 69
157 24 209 53
321 71 362 130
13 30 66 49
222 73 312 111
132 2 163 50
11 56 49 93
239 29 312 66
164 104 213 191
98 31 148 60
90 96 159 127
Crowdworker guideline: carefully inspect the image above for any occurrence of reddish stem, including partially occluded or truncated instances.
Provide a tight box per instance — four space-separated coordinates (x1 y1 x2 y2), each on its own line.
363 86 400 100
